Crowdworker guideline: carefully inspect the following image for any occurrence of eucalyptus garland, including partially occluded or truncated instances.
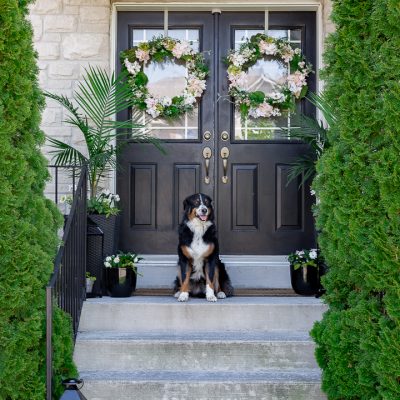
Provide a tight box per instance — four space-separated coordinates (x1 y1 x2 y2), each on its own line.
121 36 209 119
226 33 312 120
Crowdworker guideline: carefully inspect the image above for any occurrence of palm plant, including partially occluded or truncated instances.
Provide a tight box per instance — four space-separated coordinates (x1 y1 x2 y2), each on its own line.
286 92 336 187
45 66 161 199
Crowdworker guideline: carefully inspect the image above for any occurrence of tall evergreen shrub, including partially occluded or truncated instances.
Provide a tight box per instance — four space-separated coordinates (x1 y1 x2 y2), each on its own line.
0 1 77 398
311 1 400 398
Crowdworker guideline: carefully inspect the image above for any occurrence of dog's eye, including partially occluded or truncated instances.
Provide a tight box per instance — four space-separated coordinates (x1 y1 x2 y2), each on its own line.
194 201 200 206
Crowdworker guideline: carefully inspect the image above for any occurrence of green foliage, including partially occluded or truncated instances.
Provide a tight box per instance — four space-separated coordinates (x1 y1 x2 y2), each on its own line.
286 92 334 187
87 191 120 217
311 1 400 398
45 66 159 199
0 0 77 398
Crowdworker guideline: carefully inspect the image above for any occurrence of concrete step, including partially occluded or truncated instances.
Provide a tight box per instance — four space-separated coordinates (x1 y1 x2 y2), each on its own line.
74 330 318 372
79 369 326 400
79 296 327 333
137 255 291 289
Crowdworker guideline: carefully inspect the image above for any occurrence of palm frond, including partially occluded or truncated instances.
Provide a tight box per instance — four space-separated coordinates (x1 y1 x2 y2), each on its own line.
287 154 316 187
46 136 88 166
307 92 336 128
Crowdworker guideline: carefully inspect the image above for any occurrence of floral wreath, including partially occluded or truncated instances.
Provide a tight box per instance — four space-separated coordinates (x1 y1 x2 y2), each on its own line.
226 33 312 120
121 36 209 119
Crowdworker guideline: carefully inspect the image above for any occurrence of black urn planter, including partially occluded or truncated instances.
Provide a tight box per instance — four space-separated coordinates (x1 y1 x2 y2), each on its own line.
290 264 321 296
105 267 137 297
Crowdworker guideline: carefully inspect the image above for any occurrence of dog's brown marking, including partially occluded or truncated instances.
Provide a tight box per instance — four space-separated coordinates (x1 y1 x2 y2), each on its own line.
205 262 219 291
188 208 197 220
180 263 192 293
180 245 193 261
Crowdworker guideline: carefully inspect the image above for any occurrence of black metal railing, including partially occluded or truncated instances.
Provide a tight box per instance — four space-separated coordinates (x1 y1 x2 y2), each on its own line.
46 165 87 400
48 165 81 205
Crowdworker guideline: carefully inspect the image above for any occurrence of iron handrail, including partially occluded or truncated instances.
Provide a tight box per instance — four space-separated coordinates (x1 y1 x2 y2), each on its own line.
46 165 87 400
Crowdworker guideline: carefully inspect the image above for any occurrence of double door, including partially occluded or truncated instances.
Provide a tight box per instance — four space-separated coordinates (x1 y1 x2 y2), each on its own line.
117 11 316 254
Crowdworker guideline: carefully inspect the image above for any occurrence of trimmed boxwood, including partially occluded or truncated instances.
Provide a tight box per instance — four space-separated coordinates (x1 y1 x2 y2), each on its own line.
0 1 77 398
311 1 400 399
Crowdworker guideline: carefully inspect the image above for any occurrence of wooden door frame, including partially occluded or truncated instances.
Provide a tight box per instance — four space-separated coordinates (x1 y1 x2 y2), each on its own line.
109 2 324 193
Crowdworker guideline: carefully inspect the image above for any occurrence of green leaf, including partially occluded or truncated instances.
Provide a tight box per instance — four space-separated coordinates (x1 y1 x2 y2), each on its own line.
134 71 149 87
249 91 265 104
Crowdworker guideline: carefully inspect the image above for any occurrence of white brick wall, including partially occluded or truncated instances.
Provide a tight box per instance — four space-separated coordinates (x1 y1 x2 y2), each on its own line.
29 0 111 201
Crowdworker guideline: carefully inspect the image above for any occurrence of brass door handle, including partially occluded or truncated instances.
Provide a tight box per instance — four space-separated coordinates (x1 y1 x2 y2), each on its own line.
203 147 212 184
220 147 230 183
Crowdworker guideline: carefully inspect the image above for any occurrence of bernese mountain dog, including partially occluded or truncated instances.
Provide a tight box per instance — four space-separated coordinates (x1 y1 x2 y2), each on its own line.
174 193 234 302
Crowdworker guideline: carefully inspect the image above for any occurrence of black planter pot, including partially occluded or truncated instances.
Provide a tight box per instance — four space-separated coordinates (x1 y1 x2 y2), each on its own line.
105 267 137 297
88 214 120 257
290 264 320 296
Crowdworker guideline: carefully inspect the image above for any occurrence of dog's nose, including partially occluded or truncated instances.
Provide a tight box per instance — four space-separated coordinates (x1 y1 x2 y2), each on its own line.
200 206 208 214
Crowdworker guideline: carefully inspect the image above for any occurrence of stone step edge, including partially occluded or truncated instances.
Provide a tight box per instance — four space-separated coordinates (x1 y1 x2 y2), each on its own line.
134 288 298 296
80 369 322 383
76 330 313 342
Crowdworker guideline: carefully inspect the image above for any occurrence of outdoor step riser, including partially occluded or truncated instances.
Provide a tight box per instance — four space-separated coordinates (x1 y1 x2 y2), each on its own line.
80 380 325 400
74 341 318 372
79 303 325 332
137 264 292 289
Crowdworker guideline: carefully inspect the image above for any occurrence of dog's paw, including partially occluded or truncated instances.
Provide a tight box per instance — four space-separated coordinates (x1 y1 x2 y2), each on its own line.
206 293 217 302
217 291 226 299
174 291 181 298
206 284 217 302
178 291 189 302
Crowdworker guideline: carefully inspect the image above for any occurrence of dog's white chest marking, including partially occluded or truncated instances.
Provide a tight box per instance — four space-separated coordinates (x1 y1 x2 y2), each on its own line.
186 219 212 280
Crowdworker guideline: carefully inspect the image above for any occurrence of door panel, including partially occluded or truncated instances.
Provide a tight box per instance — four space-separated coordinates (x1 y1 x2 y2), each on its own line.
117 11 316 255
117 12 214 253
217 12 316 254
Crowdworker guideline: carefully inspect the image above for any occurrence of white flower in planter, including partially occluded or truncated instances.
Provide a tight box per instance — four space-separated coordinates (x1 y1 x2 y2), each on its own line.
106 256 112 262
104 261 111 268
309 249 318 260
114 256 120 263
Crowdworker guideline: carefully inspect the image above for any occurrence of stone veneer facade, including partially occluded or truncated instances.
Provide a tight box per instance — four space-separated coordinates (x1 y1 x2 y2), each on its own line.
29 0 333 200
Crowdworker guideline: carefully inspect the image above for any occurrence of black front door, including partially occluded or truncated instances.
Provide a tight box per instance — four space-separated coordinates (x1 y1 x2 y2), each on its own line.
117 11 316 254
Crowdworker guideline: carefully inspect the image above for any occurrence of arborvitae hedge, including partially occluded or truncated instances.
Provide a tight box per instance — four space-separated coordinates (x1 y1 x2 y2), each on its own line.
0 1 77 398
311 1 400 399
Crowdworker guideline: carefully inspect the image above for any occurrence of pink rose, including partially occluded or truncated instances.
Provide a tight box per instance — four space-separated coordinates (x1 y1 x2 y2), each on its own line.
135 49 150 64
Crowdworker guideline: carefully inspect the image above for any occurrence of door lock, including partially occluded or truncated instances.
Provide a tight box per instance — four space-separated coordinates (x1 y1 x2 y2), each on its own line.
220 147 230 184
221 131 229 141
202 147 212 184
203 131 212 141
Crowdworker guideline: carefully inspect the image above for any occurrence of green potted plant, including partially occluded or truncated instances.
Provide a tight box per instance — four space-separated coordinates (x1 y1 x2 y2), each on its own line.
104 252 142 297
288 249 324 296
45 65 160 200
45 66 162 256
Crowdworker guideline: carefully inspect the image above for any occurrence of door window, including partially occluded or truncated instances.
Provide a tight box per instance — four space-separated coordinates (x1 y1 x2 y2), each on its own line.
131 28 200 140
233 28 303 141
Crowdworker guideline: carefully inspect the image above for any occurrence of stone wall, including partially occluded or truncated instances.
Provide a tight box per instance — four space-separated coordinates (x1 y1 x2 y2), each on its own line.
29 0 111 200
30 0 333 201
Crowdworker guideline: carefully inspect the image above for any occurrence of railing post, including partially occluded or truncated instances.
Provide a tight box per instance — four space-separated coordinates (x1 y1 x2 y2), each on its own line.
46 285 53 400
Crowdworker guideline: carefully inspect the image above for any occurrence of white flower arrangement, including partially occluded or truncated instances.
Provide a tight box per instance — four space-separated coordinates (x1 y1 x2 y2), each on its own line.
87 190 120 217
104 252 143 273
121 36 209 119
225 33 313 121
288 248 322 270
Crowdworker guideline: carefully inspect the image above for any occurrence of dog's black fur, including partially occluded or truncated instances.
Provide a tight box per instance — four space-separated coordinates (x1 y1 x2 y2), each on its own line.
174 193 233 302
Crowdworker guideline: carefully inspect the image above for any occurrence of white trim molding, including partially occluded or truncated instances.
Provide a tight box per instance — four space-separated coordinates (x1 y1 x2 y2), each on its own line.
112 1 322 12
